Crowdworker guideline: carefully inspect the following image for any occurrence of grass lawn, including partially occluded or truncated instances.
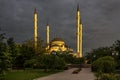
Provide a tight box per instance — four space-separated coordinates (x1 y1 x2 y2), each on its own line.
4 69 61 80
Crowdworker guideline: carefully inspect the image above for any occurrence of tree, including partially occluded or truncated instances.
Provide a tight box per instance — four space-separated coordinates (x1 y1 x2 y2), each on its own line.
92 56 116 73
38 54 66 71
86 47 112 63
15 44 35 68
7 37 19 69
113 40 120 53
24 38 46 54
55 51 84 64
16 38 46 69
0 32 10 79
112 40 120 69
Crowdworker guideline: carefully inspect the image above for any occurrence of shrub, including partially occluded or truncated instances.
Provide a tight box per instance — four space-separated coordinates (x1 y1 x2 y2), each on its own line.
92 56 116 73
100 73 117 80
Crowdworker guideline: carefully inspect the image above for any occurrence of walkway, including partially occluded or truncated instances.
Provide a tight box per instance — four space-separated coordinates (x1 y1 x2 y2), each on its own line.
35 68 96 80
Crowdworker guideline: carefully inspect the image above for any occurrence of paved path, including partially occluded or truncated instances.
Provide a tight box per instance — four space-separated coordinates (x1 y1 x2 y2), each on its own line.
35 68 96 80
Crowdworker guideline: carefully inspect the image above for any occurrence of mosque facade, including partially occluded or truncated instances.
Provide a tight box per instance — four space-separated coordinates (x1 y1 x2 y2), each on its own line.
33 5 83 57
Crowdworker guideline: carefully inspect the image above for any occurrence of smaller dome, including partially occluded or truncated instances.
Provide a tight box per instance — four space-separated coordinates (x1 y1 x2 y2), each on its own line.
51 38 64 42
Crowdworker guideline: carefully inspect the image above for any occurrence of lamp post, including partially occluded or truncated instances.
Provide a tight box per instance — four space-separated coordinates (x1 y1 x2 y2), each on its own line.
112 51 118 56
93 55 96 58
112 51 119 61
93 55 96 62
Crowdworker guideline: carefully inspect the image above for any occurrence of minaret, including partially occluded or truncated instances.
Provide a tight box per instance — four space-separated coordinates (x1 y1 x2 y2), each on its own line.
79 20 82 57
76 5 82 57
46 22 50 45
34 8 38 50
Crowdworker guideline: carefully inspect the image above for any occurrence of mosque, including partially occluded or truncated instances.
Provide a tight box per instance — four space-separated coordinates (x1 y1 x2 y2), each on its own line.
33 5 83 57
46 37 73 53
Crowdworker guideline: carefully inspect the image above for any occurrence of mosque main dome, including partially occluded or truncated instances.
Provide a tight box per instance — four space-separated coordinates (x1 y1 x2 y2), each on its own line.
47 37 73 53
51 38 65 47
51 38 64 42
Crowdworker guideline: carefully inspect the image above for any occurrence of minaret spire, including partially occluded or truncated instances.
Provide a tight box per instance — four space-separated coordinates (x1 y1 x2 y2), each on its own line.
34 8 38 52
77 4 79 11
34 8 37 14
76 4 82 57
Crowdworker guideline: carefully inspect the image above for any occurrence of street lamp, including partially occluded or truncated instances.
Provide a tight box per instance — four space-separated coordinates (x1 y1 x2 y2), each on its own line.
112 51 119 61
112 51 118 56
93 55 96 58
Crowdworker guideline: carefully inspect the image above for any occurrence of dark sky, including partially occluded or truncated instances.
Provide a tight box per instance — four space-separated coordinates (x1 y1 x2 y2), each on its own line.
0 0 120 54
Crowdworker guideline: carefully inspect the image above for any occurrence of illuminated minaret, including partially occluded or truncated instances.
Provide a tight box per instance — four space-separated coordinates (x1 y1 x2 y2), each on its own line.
34 8 38 50
76 5 82 57
79 20 82 58
46 22 50 45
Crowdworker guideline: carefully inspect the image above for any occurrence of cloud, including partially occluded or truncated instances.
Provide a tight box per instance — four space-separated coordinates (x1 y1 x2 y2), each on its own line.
0 0 120 53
